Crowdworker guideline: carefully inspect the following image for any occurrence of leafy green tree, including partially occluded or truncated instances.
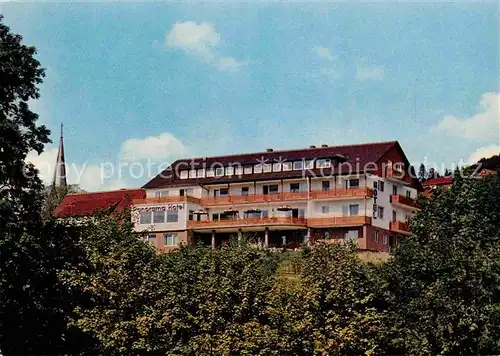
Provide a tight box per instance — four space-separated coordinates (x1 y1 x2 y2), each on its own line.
382 172 500 354
41 184 86 219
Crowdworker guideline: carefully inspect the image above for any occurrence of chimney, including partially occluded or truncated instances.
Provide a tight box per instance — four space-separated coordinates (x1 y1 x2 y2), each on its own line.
321 144 328 148
309 145 316 149
266 148 274 152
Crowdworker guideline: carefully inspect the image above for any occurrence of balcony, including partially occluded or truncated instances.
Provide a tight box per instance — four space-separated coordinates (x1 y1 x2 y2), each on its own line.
200 192 309 206
188 217 308 230
389 220 411 235
390 194 420 210
309 187 373 200
307 215 372 228
133 195 201 205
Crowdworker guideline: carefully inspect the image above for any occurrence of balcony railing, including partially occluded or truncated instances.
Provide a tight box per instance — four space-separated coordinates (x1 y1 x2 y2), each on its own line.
200 188 372 207
389 220 411 235
309 187 373 199
200 191 309 206
390 194 420 210
133 195 201 205
307 216 372 228
188 217 308 229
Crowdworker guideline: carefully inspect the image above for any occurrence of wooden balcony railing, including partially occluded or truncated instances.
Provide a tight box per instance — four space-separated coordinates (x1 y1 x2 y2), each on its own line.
390 194 420 210
307 216 372 228
389 220 411 235
309 187 373 199
133 195 200 205
188 217 308 229
200 192 308 206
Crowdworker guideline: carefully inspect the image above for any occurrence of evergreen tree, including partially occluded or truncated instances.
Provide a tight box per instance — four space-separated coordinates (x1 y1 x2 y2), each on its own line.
418 163 427 181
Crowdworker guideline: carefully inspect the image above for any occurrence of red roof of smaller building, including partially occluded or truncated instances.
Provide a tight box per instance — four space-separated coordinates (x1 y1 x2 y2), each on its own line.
54 189 146 217
423 177 453 187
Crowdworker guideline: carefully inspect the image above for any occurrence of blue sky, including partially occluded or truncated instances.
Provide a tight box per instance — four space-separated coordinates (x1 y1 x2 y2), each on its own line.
2 2 499 191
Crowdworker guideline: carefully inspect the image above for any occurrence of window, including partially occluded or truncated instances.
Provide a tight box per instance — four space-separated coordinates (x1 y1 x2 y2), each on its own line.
179 170 188 179
316 159 331 168
206 169 215 177
290 183 300 193
322 181 330 191
146 234 156 246
374 230 379 243
349 204 359 216
244 166 253 174
378 206 385 220
394 162 404 173
241 187 249 196
383 234 388 245
185 188 194 196
269 185 279 194
405 190 411 199
293 161 303 170
282 162 292 171
166 210 178 223
225 166 234 176
392 210 397 222
262 209 268 218
139 212 151 224
215 167 224 176
272 162 282 172
344 230 359 242
321 206 329 214
263 163 272 173
189 169 197 178
235 166 243 176
197 168 206 178
214 188 229 197
378 181 385 192
305 160 314 169
254 164 263 173
154 191 169 198
392 184 398 195
324 231 330 239
212 213 219 221
348 179 360 189
164 233 178 246
153 210 165 224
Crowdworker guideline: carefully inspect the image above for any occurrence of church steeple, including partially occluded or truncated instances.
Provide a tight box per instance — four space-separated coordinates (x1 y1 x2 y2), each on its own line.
52 123 67 188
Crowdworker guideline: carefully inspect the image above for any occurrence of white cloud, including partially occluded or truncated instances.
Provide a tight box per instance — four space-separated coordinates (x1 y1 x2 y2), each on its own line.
216 56 247 72
25 148 128 192
468 144 500 164
356 65 385 81
166 21 220 61
166 21 245 72
119 132 187 162
314 46 335 61
433 92 500 140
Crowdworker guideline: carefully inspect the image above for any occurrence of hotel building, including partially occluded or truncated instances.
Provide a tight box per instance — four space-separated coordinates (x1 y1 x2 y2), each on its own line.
132 141 422 252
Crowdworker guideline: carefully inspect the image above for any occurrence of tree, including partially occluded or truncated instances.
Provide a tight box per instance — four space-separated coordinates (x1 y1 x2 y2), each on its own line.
381 172 500 354
41 184 86 220
418 163 427 181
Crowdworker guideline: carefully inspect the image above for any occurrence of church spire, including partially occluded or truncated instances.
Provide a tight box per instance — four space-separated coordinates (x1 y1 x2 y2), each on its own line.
52 123 67 188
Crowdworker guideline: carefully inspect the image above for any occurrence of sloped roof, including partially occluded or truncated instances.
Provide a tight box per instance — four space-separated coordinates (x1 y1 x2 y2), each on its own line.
143 141 399 189
54 189 146 217
423 177 453 187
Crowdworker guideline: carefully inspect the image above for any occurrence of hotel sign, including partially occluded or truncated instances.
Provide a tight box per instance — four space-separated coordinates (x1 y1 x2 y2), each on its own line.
372 186 378 219
131 204 184 224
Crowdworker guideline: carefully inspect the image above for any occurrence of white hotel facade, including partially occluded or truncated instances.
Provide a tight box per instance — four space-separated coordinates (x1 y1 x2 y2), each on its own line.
131 141 421 252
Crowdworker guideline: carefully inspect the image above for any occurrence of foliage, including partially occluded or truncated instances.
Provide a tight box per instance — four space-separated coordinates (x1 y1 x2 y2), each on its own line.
381 172 500 354
41 184 86 220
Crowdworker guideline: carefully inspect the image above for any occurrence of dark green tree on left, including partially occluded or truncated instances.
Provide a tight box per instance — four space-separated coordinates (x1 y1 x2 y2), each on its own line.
0 15 92 355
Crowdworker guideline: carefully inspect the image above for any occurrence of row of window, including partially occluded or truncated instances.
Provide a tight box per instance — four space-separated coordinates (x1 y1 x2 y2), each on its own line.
211 179 360 197
145 233 178 246
139 210 179 225
178 159 332 179
374 180 412 199
154 188 193 198
374 230 389 245
320 204 360 216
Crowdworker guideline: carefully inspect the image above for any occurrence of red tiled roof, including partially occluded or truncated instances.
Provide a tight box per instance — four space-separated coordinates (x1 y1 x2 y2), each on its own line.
423 177 453 187
54 189 146 217
143 141 400 189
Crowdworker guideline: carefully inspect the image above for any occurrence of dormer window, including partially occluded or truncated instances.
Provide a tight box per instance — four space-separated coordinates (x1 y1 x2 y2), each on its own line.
225 166 234 176
243 165 253 174
316 159 331 168
263 163 272 173
293 161 303 170
282 162 292 171
179 170 188 179
215 167 224 176
206 169 215 177
254 164 263 174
